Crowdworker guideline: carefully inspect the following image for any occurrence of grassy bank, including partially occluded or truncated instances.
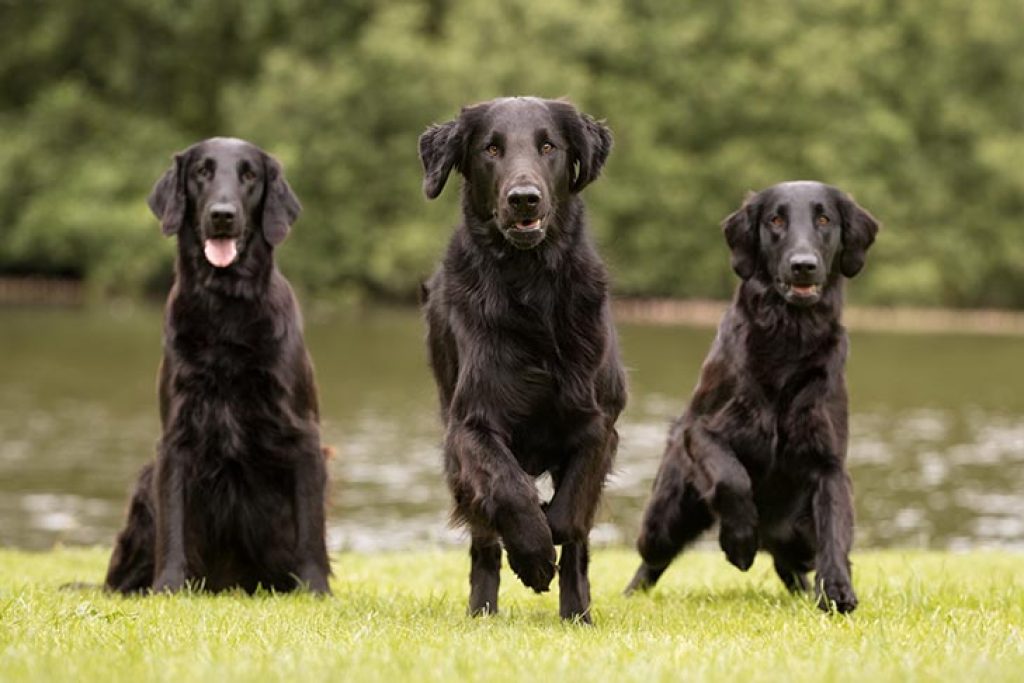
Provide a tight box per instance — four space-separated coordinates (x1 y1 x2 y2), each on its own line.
1 548 1022 682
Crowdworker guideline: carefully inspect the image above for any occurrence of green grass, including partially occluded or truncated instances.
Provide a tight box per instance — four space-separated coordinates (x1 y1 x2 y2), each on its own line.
1 548 1022 682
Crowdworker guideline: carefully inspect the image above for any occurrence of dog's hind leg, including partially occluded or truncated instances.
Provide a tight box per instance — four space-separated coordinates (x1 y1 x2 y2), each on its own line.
105 463 157 593
627 473 714 594
627 420 719 594
468 529 501 616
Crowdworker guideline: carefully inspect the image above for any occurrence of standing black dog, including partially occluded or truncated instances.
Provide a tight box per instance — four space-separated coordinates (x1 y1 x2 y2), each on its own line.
625 181 879 613
419 97 627 622
104 137 331 595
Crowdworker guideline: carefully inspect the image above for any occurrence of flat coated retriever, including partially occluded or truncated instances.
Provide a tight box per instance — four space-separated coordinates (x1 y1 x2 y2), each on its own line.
418 97 627 622
625 181 879 613
104 137 331 595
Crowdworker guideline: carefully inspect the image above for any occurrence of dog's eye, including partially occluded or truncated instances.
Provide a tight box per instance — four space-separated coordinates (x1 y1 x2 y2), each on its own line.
540 142 555 155
485 144 500 158
195 166 213 180
770 215 785 228
817 215 831 226
241 169 257 183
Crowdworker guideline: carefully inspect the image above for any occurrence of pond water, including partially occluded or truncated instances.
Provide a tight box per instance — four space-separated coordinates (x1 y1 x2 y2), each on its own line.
1 306 1022 553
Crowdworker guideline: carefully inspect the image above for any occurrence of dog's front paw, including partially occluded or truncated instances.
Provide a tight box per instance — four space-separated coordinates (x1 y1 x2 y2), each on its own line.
505 529 557 593
297 563 331 596
152 567 186 593
719 521 758 571
817 576 858 614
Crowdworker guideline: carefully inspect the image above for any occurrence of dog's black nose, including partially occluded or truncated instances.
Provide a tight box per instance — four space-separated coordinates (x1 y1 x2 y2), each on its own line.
209 203 236 227
789 253 818 278
507 185 541 212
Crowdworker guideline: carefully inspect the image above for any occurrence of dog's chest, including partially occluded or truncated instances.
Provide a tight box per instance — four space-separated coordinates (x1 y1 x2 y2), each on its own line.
166 313 291 457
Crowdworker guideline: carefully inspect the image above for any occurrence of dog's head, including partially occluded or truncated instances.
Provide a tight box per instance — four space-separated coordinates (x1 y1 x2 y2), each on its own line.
147 137 301 269
419 97 612 250
722 181 879 306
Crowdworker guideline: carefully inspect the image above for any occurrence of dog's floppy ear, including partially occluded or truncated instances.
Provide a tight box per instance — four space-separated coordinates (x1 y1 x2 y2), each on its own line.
721 191 762 280
573 113 613 192
837 193 879 278
261 154 302 246
147 152 188 236
419 118 463 200
552 101 613 193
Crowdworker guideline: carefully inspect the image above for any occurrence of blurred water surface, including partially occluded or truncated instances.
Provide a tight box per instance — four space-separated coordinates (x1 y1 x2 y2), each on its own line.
1 306 1022 552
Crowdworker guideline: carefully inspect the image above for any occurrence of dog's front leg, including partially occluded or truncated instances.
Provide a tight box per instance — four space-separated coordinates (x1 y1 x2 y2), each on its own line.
152 442 187 592
293 438 331 595
813 468 857 613
468 530 502 615
689 424 760 571
545 415 614 546
545 417 615 623
558 540 593 624
446 419 556 595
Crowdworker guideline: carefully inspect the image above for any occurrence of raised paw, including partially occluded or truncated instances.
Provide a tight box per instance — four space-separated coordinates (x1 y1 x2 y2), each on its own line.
505 538 557 593
816 576 858 614
719 521 758 571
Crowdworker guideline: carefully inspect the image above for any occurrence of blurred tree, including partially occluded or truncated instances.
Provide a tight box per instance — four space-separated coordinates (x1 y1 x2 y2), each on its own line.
1 0 1022 306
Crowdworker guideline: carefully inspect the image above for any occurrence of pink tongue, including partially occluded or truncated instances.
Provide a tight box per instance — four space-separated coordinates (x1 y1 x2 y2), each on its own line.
203 239 238 268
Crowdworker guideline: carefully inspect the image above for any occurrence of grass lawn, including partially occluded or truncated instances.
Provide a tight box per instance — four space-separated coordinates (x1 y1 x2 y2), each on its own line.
1 547 1022 682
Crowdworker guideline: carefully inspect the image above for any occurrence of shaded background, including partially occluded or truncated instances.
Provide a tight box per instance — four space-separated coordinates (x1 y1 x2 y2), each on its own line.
3 0 1024 306
1 1 1023 554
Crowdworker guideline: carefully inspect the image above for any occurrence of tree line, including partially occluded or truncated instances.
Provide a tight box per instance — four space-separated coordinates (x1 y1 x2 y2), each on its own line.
2 0 1023 307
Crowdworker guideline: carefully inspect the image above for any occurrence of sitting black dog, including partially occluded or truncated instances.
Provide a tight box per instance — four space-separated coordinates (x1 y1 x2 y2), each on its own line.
626 181 879 613
104 138 331 595
419 97 627 622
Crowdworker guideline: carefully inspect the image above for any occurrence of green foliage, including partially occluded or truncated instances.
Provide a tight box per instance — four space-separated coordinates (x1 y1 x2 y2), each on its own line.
1 548 1023 682
2 0 1024 305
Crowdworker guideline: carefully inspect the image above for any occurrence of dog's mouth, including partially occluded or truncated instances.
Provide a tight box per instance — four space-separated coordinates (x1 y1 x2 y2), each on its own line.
503 217 547 249
779 280 823 306
203 238 240 268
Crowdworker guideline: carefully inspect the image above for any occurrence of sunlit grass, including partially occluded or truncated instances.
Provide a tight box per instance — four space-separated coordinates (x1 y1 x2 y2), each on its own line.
1 548 1021 682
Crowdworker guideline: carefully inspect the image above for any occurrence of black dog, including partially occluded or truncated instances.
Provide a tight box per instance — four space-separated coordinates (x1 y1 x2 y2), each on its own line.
104 137 331 595
419 97 627 622
625 181 878 613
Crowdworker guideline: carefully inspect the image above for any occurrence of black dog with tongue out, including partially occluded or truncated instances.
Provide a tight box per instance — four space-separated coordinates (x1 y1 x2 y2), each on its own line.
104 137 332 595
625 181 879 614
418 97 627 622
